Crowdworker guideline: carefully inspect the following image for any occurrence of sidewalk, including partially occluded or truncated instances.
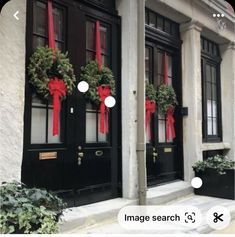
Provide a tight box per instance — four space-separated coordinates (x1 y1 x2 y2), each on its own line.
63 194 235 234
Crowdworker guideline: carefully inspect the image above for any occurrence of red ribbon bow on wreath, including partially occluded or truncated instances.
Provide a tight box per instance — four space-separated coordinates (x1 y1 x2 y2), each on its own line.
97 85 111 134
47 0 66 136
145 99 156 140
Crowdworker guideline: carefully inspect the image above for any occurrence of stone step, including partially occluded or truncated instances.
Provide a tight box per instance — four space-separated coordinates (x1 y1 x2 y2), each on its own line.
59 180 193 233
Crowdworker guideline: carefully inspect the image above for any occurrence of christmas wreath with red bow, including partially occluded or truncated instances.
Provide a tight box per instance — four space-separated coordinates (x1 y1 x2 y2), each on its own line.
145 82 157 140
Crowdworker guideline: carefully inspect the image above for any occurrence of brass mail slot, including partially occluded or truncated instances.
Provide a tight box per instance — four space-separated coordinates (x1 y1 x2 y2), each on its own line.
39 152 57 160
164 148 172 153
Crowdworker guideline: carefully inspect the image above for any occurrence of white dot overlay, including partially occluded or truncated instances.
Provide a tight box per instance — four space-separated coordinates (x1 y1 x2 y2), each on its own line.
191 177 203 189
77 81 89 93
105 96 116 108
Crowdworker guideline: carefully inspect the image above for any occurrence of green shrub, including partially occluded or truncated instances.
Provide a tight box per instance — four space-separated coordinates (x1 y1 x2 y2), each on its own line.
0 182 66 234
192 155 235 175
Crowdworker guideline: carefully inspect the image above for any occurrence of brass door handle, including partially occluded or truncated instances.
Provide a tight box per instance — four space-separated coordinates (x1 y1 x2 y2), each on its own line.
78 152 84 157
95 150 103 156
153 152 158 157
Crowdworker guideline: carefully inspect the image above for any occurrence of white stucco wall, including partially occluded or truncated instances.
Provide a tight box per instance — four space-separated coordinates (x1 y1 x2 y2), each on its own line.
0 0 26 184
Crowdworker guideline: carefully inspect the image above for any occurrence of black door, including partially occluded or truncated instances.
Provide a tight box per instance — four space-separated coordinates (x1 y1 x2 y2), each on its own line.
145 14 183 186
22 0 121 206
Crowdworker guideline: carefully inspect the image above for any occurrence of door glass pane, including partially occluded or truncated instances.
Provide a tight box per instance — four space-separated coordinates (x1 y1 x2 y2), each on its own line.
31 108 46 144
158 120 165 142
33 36 46 49
206 65 211 82
212 100 217 117
213 118 217 135
33 1 47 35
86 103 97 143
53 8 63 41
207 99 212 117
98 113 108 142
86 51 95 62
32 93 46 106
211 66 216 83
48 108 61 143
100 26 108 54
157 52 163 75
86 21 95 50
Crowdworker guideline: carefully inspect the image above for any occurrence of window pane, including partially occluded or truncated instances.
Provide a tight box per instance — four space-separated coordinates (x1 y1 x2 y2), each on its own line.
53 8 63 41
102 55 109 66
33 1 47 36
164 20 171 34
31 108 46 144
212 100 217 118
211 66 216 83
207 99 212 117
158 120 165 142
213 118 217 135
206 64 211 82
32 93 46 107
206 82 212 100
149 12 156 28
86 21 95 50
47 109 62 143
86 51 95 62
207 117 213 135
145 47 150 82
157 16 163 30
168 55 172 83
86 112 97 142
212 84 217 101
157 52 163 75
33 36 46 49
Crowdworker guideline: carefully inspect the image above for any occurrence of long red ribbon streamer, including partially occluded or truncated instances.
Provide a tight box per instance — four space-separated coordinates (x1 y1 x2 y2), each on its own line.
48 0 66 136
97 86 111 134
145 99 156 140
163 52 175 142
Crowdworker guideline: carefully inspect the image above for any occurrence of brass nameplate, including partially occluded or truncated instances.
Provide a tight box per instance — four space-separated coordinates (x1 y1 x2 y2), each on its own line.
39 152 57 160
164 148 172 153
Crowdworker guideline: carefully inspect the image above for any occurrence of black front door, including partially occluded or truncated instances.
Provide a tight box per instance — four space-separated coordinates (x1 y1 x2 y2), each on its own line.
22 0 121 206
145 13 183 186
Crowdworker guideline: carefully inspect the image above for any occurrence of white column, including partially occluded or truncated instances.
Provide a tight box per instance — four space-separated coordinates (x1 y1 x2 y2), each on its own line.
180 21 203 182
0 0 27 183
116 0 138 199
220 42 235 161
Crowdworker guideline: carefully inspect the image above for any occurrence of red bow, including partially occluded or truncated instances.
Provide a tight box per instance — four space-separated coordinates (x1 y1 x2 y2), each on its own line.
166 106 176 142
145 99 156 140
48 78 67 136
97 85 111 134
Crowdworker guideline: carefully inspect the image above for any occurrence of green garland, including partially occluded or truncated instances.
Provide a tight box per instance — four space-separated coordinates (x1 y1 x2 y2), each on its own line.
156 84 178 114
80 60 115 105
28 46 76 98
146 82 157 101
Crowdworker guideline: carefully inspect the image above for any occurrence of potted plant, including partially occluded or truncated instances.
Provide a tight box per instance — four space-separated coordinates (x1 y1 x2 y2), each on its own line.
192 155 235 200
0 182 66 234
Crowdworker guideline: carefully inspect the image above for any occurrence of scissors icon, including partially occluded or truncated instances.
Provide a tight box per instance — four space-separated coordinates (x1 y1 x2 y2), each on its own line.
213 212 224 223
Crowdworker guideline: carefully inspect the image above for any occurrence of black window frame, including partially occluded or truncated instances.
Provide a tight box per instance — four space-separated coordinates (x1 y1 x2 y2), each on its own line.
201 37 222 142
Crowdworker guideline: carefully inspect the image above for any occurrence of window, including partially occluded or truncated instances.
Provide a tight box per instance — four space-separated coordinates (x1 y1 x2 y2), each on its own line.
201 37 222 142
30 0 66 144
85 19 111 143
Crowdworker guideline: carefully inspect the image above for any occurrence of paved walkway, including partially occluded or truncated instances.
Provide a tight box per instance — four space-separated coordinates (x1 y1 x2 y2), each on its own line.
65 194 235 234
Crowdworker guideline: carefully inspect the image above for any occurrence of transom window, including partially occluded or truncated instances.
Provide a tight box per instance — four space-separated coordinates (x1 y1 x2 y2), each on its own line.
201 37 222 142
30 0 66 144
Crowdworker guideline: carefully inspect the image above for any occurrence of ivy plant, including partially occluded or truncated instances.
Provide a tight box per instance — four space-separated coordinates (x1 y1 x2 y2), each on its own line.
192 155 235 175
0 182 66 234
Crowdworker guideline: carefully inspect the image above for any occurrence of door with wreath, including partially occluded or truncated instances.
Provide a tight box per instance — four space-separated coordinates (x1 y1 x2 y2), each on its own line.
22 0 121 206
145 14 183 185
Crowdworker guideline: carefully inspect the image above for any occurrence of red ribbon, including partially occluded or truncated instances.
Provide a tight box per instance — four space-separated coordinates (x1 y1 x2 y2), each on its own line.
145 99 156 140
48 79 66 136
96 20 102 71
163 52 175 141
97 85 111 134
166 106 176 142
48 0 56 55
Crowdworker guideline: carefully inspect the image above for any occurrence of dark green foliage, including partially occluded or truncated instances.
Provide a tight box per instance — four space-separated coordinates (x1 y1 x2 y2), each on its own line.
146 82 157 101
80 60 115 105
28 46 76 98
0 182 66 234
193 155 235 175
156 84 178 114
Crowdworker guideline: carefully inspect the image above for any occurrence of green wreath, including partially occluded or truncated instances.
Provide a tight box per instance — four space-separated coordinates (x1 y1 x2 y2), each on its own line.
156 84 178 114
146 82 157 101
28 46 76 98
80 60 115 105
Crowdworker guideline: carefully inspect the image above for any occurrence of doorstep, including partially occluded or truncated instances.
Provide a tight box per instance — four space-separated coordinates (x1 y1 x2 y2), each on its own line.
59 180 192 233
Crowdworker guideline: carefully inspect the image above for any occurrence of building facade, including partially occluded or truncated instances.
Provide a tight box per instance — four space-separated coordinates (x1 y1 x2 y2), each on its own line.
0 0 234 205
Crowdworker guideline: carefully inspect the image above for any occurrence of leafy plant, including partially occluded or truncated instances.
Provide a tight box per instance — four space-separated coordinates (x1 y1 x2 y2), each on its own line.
192 155 235 175
0 182 66 234
80 60 115 105
156 84 178 114
146 82 157 101
28 46 76 98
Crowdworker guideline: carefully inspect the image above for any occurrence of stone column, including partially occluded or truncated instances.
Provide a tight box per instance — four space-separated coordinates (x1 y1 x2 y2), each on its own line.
116 0 138 199
0 0 27 183
180 21 203 182
220 42 235 161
